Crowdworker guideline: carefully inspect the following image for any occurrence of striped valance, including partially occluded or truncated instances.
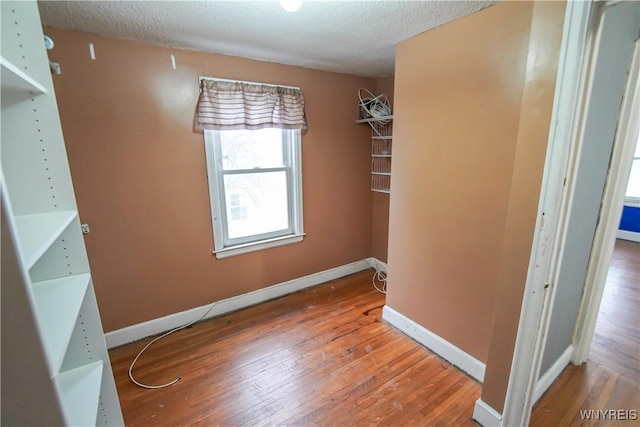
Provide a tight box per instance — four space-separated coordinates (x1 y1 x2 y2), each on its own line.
195 79 308 131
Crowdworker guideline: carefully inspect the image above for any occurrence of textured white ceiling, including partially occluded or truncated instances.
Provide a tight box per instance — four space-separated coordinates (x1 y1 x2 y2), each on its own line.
38 0 496 78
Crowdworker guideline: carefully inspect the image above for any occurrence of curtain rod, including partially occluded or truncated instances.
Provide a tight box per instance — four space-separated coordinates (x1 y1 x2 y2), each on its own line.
198 75 300 90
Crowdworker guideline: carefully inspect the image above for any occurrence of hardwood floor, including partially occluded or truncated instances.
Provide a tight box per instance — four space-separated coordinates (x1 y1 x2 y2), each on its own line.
109 240 638 426
109 270 481 426
589 239 640 381
531 239 640 426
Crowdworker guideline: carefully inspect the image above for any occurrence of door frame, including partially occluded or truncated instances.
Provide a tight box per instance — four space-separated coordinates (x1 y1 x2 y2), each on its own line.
501 1 640 425
571 39 640 365
500 2 595 425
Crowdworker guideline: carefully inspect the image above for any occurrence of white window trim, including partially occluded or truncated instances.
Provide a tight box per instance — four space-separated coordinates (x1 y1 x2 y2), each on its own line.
203 129 304 259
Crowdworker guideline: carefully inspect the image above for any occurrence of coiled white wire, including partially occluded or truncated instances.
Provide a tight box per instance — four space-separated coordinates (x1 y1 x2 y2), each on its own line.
358 88 392 125
128 301 218 389
372 266 387 294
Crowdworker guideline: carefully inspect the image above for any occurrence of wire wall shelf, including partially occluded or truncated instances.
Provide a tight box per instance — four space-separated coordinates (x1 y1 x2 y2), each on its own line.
372 138 392 157
357 115 393 193
371 174 391 194
372 156 391 175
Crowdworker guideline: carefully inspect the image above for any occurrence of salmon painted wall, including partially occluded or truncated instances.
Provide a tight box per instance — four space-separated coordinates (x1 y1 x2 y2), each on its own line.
45 28 375 332
371 75 394 262
481 1 566 411
387 1 533 362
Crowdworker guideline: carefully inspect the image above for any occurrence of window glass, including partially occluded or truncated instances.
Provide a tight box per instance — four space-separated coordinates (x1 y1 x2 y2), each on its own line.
626 159 640 199
220 129 284 170
223 171 289 239
204 128 303 258
625 137 640 199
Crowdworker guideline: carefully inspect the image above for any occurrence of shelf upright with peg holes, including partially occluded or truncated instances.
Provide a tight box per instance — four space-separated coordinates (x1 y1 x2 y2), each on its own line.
1 1 124 425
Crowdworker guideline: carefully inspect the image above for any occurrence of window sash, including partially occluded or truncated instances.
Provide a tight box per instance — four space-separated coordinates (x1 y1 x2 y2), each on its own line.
204 129 303 256
219 168 292 246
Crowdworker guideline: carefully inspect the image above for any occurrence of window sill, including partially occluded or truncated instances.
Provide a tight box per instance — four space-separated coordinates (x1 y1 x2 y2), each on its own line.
213 233 305 259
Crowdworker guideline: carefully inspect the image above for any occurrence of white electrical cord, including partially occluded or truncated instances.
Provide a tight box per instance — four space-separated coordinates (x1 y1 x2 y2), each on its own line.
128 301 218 389
358 88 392 125
372 266 387 294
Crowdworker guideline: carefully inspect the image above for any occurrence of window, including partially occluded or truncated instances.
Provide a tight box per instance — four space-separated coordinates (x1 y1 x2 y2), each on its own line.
195 77 307 257
625 136 640 204
204 128 303 258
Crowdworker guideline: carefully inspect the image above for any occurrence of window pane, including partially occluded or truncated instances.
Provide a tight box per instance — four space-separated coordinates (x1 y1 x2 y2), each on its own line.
626 159 640 199
224 171 289 239
220 129 284 170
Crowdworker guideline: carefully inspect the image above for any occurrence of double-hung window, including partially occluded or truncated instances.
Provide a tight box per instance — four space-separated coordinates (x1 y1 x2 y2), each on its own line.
195 77 307 258
204 128 303 258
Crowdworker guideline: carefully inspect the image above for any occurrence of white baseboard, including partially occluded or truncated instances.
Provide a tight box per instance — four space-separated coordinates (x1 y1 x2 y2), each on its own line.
381 305 486 382
366 257 387 272
534 345 573 403
105 259 372 348
617 229 640 242
473 399 503 427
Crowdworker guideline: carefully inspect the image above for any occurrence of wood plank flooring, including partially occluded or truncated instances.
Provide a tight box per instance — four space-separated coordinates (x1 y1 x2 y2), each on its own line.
531 239 640 426
589 239 640 380
109 270 481 426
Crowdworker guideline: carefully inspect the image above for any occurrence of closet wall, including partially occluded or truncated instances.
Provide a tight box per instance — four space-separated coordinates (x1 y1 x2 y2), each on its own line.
45 27 375 332
386 0 565 412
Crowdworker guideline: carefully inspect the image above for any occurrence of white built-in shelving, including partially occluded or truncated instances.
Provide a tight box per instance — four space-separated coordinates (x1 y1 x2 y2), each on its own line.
356 115 393 193
1 1 124 425
56 361 104 427
14 210 78 268
32 274 91 373
1 55 47 93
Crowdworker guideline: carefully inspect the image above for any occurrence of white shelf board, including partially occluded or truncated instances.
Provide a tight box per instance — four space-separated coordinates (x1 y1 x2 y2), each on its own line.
32 274 91 374
56 361 103 427
356 115 393 124
14 210 78 269
372 136 392 140
372 172 392 176
372 188 391 194
1 55 47 94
